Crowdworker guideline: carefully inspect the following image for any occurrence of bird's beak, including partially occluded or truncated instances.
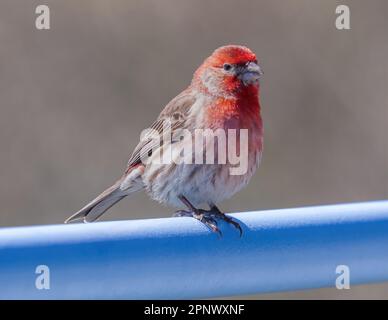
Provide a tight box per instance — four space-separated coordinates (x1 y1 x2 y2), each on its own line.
239 62 263 86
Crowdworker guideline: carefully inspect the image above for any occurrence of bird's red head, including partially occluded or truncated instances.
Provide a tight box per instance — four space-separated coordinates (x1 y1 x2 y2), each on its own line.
192 45 263 96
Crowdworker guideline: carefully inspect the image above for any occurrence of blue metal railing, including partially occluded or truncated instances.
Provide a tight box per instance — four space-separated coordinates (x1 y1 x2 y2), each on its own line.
1 200 388 299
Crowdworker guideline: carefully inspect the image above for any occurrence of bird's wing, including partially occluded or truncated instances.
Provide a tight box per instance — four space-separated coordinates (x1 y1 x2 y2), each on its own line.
125 89 197 173
66 90 197 224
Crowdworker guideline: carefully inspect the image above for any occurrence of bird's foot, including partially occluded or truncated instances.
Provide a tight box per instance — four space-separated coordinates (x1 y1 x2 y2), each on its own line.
174 208 243 237
209 209 243 237
174 209 222 236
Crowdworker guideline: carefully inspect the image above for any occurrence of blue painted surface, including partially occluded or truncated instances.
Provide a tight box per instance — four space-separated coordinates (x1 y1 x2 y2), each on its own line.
0 201 388 299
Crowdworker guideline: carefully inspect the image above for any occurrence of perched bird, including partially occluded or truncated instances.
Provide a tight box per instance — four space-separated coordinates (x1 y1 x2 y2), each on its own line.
65 45 264 235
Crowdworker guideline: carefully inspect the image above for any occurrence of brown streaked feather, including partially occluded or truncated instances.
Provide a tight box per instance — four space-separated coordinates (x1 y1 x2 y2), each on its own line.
66 90 197 223
125 89 196 173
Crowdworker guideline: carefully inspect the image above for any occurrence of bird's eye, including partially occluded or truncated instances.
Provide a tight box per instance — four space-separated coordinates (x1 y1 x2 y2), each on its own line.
223 63 232 71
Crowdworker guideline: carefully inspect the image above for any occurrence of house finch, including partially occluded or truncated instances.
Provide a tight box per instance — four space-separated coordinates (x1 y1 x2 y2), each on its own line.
65 45 264 235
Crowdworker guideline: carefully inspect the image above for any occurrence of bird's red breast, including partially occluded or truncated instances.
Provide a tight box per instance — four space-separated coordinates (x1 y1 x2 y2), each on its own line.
195 45 263 157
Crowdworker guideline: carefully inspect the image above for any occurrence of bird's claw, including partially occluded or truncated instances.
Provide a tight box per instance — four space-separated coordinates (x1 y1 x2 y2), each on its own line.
174 209 243 237
216 213 243 237
174 210 222 236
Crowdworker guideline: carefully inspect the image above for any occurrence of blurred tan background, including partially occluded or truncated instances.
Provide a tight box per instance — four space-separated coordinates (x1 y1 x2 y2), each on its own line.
0 0 387 299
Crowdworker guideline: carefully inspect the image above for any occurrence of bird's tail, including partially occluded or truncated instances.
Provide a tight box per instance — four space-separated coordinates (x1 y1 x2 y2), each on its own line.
65 177 141 223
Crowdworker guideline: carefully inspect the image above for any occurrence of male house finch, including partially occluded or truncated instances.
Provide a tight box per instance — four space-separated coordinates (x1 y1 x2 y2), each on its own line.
66 45 263 235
